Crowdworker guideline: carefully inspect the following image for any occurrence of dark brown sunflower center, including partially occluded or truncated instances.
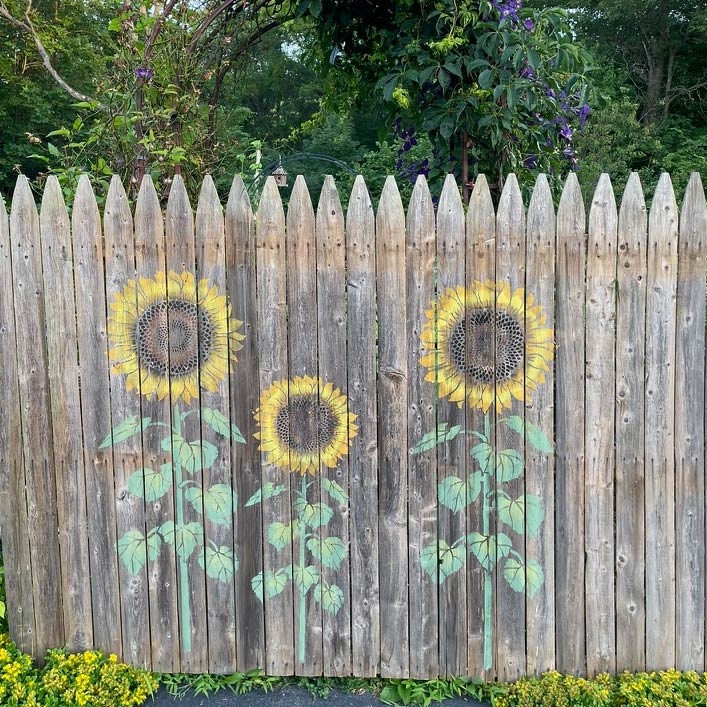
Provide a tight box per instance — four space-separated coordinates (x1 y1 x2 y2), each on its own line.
136 299 214 377
448 307 524 383
275 394 336 454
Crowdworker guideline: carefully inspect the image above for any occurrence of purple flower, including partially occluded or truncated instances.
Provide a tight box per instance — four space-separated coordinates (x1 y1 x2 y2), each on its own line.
546 136 554 148
546 88 556 99
410 136 417 146
523 154 538 169
523 18 534 30
563 147 575 158
134 66 153 80
579 103 591 128
396 158 403 170
520 65 536 80
403 142 412 152
559 124 573 141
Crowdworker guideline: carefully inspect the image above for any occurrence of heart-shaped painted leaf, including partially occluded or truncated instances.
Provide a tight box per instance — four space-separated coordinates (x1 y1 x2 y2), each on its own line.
128 464 172 502
495 448 523 482
471 442 494 473
467 471 483 502
321 478 347 504
314 582 344 615
503 556 545 597
468 532 497 571
307 535 347 569
438 475 468 513
268 521 294 550
503 415 553 454
497 494 524 535
295 499 333 528
251 572 264 602
199 544 237 583
245 481 287 507
293 564 319 595
411 423 464 454
165 433 218 474
420 543 438 581
525 494 544 538
438 540 465 582
117 529 158 574
160 521 203 561
264 569 289 598
203 483 236 525
202 408 246 443
100 416 151 448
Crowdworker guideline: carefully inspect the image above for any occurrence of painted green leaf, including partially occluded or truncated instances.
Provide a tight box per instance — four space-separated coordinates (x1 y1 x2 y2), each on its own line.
503 557 545 598
467 471 483 502
497 494 525 535
202 408 245 443
184 487 203 514
100 416 151 448
411 422 464 454
159 521 203 561
471 442 494 473
251 572 264 602
438 476 468 513
127 464 172 502
526 558 545 598
321 478 348 504
495 448 523 482
307 536 347 569
525 494 544 538
503 415 553 454
293 564 319 595
117 530 148 575
165 433 218 474
420 543 439 581
203 483 236 525
245 482 287 507
268 521 294 550
438 540 465 582
314 582 345 615
199 544 237 583
296 499 333 528
468 532 497 571
496 532 513 559
264 569 289 598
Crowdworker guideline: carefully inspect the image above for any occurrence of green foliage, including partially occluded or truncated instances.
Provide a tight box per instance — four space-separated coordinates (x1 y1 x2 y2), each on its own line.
0 549 6 634
379 675 495 706
160 669 280 698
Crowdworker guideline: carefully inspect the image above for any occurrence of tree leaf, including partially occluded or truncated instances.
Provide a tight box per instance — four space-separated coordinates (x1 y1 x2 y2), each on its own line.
471 442 494 473
160 521 203 561
117 530 148 575
314 582 344 615
127 464 172 502
166 433 219 473
293 564 319 595
267 521 294 550
199 544 237 583
438 475 468 513
496 448 523 482
321 478 348 504
100 416 151 448
307 536 347 569
202 483 236 525
245 482 287 507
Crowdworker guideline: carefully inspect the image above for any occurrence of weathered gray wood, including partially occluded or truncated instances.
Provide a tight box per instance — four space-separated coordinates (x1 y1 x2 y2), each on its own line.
104 175 151 667
584 174 617 676
675 173 707 671
39 177 93 653
346 176 380 677
286 175 322 676
376 176 409 677
645 173 678 670
195 175 237 672
524 174 555 675
316 176 352 676
465 175 496 679
0 188 35 654
226 175 265 672
615 172 647 672
436 174 467 678
555 172 586 676
256 176 294 675
406 175 438 678
10 175 64 656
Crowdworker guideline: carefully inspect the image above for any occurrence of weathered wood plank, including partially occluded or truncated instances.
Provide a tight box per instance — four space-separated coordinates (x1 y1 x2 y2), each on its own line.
675 173 707 671
316 176 352 676
524 174 555 675
40 177 93 652
436 174 466 678
555 173 586 676
406 175 438 678
9 175 64 656
0 187 35 654
645 173 678 670
346 176 380 677
377 176 409 678
584 174 617 676
104 175 151 667
256 176 294 675
226 176 265 672
465 175 496 679
615 173 647 672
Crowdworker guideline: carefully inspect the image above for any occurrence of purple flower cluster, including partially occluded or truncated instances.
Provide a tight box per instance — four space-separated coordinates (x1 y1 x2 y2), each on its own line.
491 0 522 24
134 66 154 80
393 119 429 183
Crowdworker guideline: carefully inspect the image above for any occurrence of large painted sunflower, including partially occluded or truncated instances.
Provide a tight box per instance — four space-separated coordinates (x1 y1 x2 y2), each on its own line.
107 270 244 403
255 375 358 475
420 280 553 413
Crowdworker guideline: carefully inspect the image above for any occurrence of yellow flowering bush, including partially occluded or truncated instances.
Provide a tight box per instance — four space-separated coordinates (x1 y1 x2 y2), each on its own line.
0 632 41 707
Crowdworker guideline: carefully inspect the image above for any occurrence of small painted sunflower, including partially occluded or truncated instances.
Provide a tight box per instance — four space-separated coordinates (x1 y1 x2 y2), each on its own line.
255 375 358 475
420 280 553 413
107 271 244 403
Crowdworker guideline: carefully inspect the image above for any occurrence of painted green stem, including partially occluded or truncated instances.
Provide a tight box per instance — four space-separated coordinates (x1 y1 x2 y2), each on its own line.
298 475 307 664
482 413 493 671
173 403 192 654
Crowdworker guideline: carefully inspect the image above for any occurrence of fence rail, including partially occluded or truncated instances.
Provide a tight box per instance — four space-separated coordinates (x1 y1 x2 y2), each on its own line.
0 170 705 678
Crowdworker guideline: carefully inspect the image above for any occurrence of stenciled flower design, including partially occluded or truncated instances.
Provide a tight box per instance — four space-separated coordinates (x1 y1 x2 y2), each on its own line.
107 270 244 403
420 280 553 413
254 375 357 476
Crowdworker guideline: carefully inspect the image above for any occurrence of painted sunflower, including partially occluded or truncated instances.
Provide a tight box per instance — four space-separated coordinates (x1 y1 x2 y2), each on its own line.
420 280 553 413
107 270 244 403
254 375 358 475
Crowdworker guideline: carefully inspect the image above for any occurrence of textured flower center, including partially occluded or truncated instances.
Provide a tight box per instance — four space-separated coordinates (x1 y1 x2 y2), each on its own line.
448 307 524 383
275 394 336 454
136 299 214 377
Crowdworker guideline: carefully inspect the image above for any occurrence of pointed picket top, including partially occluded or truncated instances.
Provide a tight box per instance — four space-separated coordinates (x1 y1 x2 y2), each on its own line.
589 174 618 251
227 174 252 216
679 172 706 254
288 175 315 235
377 175 405 237
166 174 194 242
226 175 253 252
346 175 374 233
408 174 435 239
497 172 525 230
467 173 495 247
40 176 70 239
10 175 39 238
105 175 132 232
134 174 164 240
649 173 678 244
256 176 285 241
618 173 647 255
317 174 344 229
73 175 100 230
438 172 462 222
527 173 554 244
558 172 585 240
195 173 223 242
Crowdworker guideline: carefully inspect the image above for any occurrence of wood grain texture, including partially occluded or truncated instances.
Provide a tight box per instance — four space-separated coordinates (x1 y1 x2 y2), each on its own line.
645 173 678 671
675 173 706 671
346 176 380 677
524 174 555 675
555 173 586 676
405 176 438 678
376 176 409 678
615 173 647 672
584 174 617 676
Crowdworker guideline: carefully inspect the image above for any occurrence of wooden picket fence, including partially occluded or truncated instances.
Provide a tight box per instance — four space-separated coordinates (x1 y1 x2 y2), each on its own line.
0 170 706 680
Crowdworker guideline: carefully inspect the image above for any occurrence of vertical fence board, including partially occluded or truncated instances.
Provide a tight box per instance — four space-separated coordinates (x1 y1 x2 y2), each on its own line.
256 177 294 675
195 176 238 672
377 176 409 677
317 176 353 676
40 177 93 653
406 176 438 678
436 174 467 677
584 174 618 675
615 173 647 672
0 188 35 654
226 176 265 672
645 173 678 670
524 174 555 675
466 175 497 679
346 176 380 677
9 175 63 656
675 173 707 671
555 173 586 675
